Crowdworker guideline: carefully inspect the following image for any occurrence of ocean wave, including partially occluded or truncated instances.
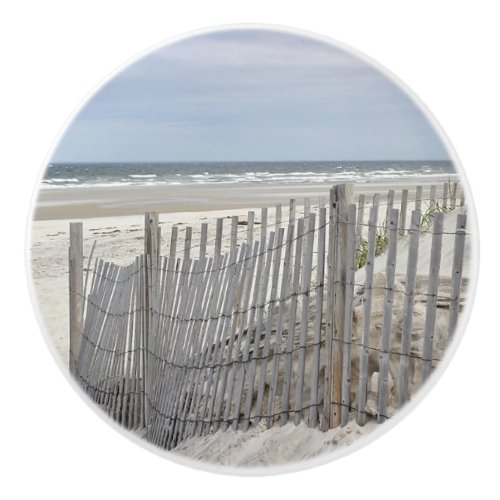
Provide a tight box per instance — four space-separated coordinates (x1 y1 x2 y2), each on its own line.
41 163 457 189
43 178 80 183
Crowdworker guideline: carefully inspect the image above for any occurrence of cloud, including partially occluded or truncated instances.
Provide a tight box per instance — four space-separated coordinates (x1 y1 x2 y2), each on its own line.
52 28 449 162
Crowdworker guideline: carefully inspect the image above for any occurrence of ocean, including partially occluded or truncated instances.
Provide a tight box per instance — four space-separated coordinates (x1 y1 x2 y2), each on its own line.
42 161 456 189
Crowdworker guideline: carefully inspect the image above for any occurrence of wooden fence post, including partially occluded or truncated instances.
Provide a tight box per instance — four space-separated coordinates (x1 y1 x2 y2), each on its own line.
69 222 83 375
145 212 160 259
327 183 354 428
144 212 159 427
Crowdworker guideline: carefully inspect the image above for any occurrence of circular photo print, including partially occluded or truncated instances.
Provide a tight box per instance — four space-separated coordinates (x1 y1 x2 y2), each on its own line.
29 25 476 473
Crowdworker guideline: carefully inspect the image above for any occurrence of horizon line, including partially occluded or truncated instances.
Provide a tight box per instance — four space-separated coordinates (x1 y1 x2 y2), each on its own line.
48 158 453 164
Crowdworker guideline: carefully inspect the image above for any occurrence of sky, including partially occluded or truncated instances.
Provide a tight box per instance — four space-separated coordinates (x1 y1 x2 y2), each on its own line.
52 28 450 162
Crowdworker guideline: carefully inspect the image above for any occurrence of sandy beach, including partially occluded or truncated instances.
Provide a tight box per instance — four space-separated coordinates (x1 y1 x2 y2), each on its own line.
31 179 459 359
29 178 469 466
33 178 453 220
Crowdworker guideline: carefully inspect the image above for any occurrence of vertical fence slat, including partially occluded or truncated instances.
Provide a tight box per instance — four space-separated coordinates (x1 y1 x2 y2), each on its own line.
399 189 408 236
230 215 238 262
254 228 284 426
150 256 180 436
267 223 294 428
214 242 254 430
210 244 246 433
289 198 296 225
377 208 399 423
319 196 325 210
232 239 266 431
448 214 467 342
220 240 260 431
242 233 275 431
199 223 208 260
202 245 246 435
170 258 214 446
184 227 192 262
340 204 357 426
308 207 326 428
422 213 444 383
215 218 223 258
260 207 268 247
442 182 449 208
385 189 395 226
356 194 366 247
398 210 421 407
356 204 379 425
275 204 281 229
165 259 202 448
280 218 304 426
294 213 316 424
247 211 255 248
415 185 422 213
183 253 228 439
190 253 231 438
175 257 215 442
429 185 437 212
156 256 193 445
451 182 458 210
324 187 335 430
171 257 213 444
169 226 178 259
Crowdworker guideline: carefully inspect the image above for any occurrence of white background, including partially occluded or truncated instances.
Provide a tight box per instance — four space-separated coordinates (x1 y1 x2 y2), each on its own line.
1 0 498 497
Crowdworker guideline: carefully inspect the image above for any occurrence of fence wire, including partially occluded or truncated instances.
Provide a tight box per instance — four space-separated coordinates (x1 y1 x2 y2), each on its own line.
71 183 469 451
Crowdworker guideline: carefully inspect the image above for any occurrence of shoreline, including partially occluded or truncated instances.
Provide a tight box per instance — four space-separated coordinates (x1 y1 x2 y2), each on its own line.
33 177 458 221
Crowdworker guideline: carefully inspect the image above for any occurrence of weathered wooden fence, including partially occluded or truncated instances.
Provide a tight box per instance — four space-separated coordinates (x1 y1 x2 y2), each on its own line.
70 181 469 450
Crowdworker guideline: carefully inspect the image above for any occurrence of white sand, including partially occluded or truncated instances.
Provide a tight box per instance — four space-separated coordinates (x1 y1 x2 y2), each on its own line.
172 419 377 467
30 206 284 362
29 181 471 467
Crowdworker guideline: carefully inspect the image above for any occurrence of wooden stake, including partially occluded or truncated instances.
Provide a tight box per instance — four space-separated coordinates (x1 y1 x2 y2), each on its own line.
69 222 83 375
327 183 354 428
377 208 399 423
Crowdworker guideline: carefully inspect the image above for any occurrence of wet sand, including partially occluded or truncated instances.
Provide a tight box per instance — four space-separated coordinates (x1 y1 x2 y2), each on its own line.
33 178 455 220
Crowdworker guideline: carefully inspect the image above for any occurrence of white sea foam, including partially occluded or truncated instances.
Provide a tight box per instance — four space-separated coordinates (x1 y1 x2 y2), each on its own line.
43 178 80 183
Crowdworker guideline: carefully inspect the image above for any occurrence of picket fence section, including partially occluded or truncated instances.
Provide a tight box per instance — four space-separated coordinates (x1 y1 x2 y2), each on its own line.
69 181 469 450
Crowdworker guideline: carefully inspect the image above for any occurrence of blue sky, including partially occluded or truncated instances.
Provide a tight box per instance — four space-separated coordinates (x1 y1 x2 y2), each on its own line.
52 28 450 162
